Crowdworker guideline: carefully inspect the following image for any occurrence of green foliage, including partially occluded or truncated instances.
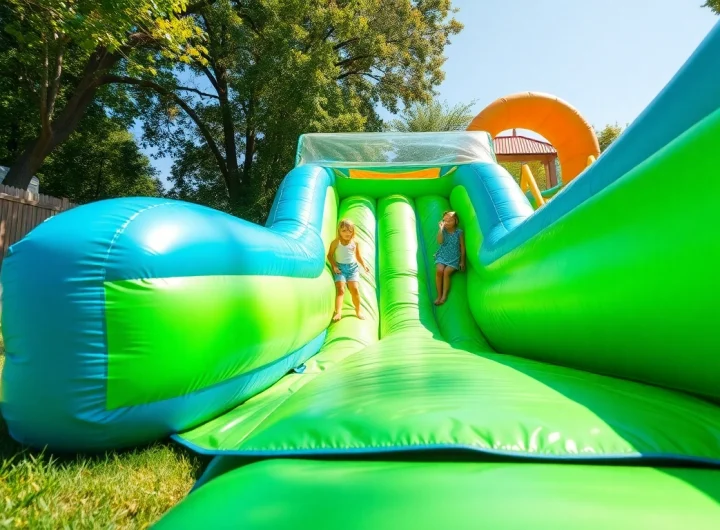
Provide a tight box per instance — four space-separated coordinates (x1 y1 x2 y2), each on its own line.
154 0 462 221
3 0 461 214
0 8 159 204
3 0 205 120
387 99 477 132
500 161 549 190
0 0 210 189
596 123 624 152
703 1 720 14
38 106 162 204
5 0 204 58
166 140 232 212
0 4 42 162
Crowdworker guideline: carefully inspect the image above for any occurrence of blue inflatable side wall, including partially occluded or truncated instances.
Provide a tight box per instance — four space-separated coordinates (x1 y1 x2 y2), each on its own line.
0 166 334 451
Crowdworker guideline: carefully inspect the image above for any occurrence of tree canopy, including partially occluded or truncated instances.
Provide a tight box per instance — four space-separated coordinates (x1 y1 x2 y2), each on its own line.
703 1 720 14
596 123 624 152
1 0 462 222
1 0 210 188
145 0 462 220
39 106 162 204
387 99 476 132
500 161 549 191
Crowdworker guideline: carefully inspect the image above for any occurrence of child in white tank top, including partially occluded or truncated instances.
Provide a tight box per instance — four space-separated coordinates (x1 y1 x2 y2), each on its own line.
327 218 370 321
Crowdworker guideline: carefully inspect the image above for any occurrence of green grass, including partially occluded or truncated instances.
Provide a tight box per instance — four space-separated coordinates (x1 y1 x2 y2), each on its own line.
0 339 209 529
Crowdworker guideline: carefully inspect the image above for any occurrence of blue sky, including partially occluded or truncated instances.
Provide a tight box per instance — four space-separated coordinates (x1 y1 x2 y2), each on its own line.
139 0 718 182
437 0 717 130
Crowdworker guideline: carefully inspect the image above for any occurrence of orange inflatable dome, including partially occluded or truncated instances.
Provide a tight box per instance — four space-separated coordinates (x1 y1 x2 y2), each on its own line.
467 92 600 183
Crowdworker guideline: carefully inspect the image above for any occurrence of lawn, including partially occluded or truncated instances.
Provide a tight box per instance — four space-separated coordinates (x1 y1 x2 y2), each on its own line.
0 335 208 529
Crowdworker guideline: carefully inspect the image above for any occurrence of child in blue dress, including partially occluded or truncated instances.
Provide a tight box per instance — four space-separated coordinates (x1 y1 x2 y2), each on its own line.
327 218 370 321
434 211 465 306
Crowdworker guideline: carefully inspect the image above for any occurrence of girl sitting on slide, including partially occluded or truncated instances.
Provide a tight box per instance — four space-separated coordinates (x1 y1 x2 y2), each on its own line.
434 211 465 306
328 219 370 321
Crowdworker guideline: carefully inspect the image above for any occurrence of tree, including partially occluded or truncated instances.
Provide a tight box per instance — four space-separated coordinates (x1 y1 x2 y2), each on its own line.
0 17 159 204
0 3 48 166
38 106 162 204
387 99 476 132
140 0 462 221
1 0 211 189
500 161 548 190
596 123 624 152
165 142 231 212
703 1 720 14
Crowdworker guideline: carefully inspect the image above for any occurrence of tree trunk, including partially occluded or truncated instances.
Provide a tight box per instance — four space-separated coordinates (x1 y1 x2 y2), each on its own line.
7 120 20 160
216 64 244 213
3 47 121 189
3 134 53 189
230 95 257 216
227 178 243 214
94 158 106 200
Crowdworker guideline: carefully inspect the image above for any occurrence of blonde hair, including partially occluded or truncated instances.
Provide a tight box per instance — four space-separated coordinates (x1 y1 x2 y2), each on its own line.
337 218 356 239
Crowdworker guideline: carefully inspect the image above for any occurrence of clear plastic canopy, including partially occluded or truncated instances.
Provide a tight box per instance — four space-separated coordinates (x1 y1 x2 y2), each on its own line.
295 131 496 167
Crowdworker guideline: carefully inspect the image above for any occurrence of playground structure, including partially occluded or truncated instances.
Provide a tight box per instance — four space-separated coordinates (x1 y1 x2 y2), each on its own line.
479 92 601 207
3 19 720 530
470 91 600 185
493 130 560 185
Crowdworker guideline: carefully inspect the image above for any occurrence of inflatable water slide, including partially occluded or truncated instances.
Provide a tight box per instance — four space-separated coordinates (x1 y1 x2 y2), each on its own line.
3 20 720 530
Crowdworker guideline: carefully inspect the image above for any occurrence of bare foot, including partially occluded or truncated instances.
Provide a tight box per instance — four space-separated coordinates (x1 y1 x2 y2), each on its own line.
332 312 342 322
437 297 447 306
356 311 366 320
433 298 441 305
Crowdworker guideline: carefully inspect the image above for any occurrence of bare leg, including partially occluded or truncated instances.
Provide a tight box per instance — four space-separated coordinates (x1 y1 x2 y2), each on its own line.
333 281 345 321
434 263 445 305
439 266 456 305
347 281 364 319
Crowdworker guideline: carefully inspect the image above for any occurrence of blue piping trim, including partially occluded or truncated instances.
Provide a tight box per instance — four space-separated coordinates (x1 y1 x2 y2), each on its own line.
11 165 337 283
475 20 720 265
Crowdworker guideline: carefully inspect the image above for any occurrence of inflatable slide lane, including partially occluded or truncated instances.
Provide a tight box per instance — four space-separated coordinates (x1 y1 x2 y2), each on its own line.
4 22 720 529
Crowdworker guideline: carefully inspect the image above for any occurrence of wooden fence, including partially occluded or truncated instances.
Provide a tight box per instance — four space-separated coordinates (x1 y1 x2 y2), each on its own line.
0 184 75 269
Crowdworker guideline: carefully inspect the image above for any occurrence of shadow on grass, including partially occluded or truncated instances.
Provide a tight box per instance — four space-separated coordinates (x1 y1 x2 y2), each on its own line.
0 351 210 528
0 348 209 475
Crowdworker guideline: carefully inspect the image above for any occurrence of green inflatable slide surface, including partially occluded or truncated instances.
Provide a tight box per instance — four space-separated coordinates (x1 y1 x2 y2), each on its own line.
157 127 720 527
2 15 720 530
153 26 720 526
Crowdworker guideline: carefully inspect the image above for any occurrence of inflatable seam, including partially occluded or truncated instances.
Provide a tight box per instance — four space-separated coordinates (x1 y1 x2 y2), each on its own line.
100 201 177 283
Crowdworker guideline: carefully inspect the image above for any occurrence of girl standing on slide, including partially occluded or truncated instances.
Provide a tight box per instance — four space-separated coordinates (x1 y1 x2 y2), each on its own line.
434 211 465 306
328 219 370 321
